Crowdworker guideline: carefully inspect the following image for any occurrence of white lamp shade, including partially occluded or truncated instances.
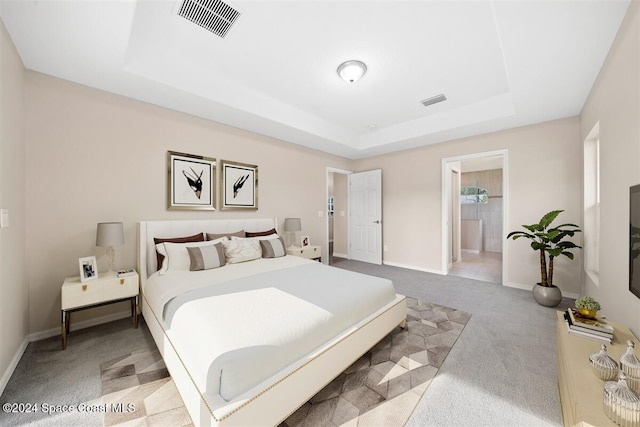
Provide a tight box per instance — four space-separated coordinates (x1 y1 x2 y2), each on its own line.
284 218 302 232
96 222 124 247
337 60 367 83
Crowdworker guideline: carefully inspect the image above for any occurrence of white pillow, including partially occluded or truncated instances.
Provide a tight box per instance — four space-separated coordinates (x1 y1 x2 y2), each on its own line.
156 237 227 275
223 238 262 264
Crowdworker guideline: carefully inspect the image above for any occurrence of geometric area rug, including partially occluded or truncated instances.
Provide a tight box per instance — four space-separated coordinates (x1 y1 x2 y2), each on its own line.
100 349 192 426
281 297 471 426
99 297 470 426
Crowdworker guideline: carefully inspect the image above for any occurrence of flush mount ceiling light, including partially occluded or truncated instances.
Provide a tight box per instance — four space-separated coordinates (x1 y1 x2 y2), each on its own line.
337 60 367 83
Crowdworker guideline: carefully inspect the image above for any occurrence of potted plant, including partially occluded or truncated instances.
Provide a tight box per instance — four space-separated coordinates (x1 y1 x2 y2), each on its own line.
575 296 601 319
507 210 582 307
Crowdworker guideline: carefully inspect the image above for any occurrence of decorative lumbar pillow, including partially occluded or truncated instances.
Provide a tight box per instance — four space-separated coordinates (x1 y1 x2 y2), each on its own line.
223 238 262 264
154 233 204 270
206 230 245 241
245 228 277 238
260 237 286 258
157 237 227 274
187 242 225 271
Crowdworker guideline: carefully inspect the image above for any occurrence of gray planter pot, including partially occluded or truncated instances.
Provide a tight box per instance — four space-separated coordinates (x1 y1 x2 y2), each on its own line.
532 283 562 307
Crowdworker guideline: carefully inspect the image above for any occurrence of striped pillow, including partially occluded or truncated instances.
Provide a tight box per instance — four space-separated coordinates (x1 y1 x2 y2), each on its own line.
187 242 226 271
260 237 286 258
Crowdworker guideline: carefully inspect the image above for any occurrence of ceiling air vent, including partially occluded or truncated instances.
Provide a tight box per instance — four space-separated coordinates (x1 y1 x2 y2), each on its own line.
421 94 447 108
178 0 241 39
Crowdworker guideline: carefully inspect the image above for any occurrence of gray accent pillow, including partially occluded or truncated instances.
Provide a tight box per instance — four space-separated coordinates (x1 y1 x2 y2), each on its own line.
187 242 226 271
260 237 286 258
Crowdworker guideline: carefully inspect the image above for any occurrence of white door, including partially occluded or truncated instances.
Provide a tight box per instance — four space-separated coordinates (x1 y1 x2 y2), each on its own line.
349 169 382 264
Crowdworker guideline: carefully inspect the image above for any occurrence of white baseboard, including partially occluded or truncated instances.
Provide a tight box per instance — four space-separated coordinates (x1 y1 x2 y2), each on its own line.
0 309 132 396
383 261 445 275
332 252 348 259
461 249 481 254
0 336 29 396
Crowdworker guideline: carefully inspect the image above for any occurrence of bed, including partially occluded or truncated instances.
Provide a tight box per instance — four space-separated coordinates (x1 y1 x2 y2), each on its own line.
137 218 407 426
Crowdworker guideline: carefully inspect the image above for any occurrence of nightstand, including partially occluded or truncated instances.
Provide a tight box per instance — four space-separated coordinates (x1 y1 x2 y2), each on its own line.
61 270 139 350
287 245 321 262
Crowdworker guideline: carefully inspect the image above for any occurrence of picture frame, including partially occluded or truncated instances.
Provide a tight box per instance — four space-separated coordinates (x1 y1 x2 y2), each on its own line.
220 160 258 210
167 151 216 210
301 235 310 247
79 256 98 283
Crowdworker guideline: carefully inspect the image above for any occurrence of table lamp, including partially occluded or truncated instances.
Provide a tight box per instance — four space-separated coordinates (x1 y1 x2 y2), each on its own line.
283 218 301 248
96 222 124 273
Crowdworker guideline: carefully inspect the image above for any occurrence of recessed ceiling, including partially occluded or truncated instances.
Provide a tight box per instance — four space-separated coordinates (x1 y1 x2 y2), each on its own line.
0 0 631 159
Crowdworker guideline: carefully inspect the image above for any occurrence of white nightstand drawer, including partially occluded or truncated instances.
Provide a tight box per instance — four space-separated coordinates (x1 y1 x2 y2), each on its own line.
62 281 103 309
61 272 139 310
103 276 138 300
287 245 321 261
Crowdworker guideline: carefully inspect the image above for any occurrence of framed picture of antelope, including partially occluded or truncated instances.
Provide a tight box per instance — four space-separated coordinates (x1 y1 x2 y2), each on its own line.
167 151 216 210
220 160 258 210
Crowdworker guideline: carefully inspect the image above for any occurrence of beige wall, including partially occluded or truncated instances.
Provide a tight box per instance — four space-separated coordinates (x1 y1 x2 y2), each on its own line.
24 72 351 333
0 21 28 385
354 117 583 295
580 0 640 332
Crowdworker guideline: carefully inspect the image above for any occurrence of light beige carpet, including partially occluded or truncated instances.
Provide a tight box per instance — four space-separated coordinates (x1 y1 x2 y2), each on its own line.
100 298 470 426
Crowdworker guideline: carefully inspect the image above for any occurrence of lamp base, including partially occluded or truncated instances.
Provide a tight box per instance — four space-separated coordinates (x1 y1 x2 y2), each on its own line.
106 246 115 272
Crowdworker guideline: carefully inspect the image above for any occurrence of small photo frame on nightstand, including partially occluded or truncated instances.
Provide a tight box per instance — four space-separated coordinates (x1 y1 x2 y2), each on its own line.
79 256 98 282
301 235 310 247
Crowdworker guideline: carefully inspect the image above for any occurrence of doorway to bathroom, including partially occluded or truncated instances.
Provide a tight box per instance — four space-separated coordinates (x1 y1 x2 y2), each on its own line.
442 150 507 284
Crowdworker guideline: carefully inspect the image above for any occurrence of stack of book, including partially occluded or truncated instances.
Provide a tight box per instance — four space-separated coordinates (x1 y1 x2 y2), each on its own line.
562 308 614 343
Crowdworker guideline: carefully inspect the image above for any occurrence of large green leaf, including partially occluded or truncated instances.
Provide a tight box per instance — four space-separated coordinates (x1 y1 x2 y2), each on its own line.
539 210 563 230
507 231 534 240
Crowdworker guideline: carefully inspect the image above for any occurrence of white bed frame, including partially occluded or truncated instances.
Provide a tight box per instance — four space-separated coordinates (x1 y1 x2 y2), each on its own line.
137 218 407 426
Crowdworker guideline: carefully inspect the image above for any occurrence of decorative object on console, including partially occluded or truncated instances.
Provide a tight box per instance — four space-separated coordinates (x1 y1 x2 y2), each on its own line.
96 221 124 272
283 217 301 248
589 344 619 381
603 371 640 427
220 159 258 210
167 151 216 211
78 256 98 282
563 308 613 343
507 210 582 307
576 295 602 319
621 340 640 395
301 235 310 247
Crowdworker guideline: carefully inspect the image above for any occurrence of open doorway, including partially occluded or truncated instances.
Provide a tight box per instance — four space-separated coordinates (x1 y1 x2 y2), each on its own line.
442 150 508 284
326 167 351 265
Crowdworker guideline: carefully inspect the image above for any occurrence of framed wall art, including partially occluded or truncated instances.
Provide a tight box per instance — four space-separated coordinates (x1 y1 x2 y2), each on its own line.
79 256 98 282
167 151 216 210
220 160 258 210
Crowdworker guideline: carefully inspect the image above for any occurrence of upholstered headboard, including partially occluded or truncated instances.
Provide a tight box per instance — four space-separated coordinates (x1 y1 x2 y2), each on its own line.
137 218 278 286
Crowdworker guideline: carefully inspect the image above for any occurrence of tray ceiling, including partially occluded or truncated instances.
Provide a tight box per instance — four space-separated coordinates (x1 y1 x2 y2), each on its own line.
0 0 631 159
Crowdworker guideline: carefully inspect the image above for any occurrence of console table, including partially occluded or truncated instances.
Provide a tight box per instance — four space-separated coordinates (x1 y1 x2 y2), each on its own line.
556 311 638 426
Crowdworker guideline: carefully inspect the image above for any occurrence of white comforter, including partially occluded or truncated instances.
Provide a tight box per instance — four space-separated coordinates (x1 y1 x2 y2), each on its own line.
144 256 397 403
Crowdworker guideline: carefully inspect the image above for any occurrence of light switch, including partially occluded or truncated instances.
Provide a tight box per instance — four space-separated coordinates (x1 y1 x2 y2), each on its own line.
0 209 8 228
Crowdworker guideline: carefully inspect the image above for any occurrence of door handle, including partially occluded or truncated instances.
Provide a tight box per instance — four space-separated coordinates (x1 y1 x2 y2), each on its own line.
373 220 381 224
